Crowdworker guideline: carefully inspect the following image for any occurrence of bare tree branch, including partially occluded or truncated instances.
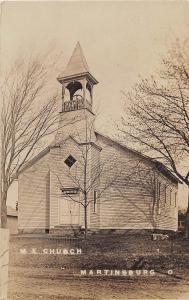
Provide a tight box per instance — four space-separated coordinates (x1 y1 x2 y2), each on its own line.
0 52 63 228
120 39 189 186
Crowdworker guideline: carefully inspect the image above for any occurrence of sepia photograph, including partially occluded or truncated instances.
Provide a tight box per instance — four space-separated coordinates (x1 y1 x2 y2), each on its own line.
0 1 189 299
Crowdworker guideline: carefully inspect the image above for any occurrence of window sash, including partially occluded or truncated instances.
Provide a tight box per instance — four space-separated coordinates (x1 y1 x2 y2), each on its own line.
93 190 97 213
175 192 177 207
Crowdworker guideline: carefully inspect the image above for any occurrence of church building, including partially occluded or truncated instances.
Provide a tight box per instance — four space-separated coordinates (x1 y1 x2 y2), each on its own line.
18 43 179 234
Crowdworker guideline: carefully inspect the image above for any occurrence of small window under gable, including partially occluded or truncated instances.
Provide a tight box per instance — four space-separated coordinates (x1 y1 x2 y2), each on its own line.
64 155 76 168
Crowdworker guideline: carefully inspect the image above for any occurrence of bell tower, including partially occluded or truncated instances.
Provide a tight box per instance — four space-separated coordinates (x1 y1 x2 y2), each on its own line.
55 42 98 143
57 42 98 113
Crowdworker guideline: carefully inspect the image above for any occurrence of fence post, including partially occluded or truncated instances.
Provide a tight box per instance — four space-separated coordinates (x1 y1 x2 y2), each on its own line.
0 229 9 300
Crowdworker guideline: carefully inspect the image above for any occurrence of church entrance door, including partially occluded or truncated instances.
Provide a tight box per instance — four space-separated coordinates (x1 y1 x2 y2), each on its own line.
59 195 80 225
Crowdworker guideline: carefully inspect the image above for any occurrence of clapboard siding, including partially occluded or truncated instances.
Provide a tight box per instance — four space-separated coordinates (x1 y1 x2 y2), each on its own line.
155 179 178 231
49 138 93 228
55 109 96 143
89 144 101 228
96 134 178 231
18 154 50 231
18 131 178 232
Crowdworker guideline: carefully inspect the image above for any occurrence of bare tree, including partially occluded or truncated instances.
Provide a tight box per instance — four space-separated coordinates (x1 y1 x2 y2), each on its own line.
121 40 189 183
0 54 62 228
51 111 124 238
119 39 189 236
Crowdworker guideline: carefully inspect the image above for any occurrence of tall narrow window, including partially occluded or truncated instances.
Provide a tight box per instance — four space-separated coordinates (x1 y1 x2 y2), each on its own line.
170 189 172 205
158 182 161 200
93 190 97 213
175 192 177 207
157 181 161 215
164 185 167 205
156 180 159 203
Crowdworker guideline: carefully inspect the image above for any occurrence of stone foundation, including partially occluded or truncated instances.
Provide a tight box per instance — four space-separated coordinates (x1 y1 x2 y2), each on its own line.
17 227 177 237
50 225 80 236
18 228 47 234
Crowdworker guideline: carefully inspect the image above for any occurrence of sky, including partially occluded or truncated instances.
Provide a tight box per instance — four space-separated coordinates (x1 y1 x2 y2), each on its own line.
1 1 189 208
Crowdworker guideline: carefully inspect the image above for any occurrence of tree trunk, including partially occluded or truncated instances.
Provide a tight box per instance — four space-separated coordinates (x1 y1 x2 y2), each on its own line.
1 144 8 228
1 190 8 228
84 204 87 239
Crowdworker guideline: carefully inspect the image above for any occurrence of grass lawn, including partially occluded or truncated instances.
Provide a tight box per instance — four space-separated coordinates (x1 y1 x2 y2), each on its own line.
8 233 189 300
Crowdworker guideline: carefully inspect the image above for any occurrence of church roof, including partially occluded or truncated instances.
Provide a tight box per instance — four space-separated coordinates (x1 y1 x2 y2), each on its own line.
57 42 98 84
95 132 182 184
18 132 182 185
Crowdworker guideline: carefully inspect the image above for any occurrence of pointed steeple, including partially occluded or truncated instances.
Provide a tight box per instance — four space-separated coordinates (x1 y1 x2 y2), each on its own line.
57 42 98 84
61 42 90 77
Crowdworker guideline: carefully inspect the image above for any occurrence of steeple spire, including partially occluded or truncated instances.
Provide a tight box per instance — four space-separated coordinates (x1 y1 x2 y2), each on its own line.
57 42 97 84
59 42 90 78
57 42 98 113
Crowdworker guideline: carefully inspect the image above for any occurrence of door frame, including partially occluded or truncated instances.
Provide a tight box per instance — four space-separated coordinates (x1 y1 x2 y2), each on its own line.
59 192 80 225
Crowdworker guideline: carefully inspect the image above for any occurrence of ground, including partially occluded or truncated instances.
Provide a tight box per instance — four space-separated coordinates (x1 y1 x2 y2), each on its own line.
8 233 189 300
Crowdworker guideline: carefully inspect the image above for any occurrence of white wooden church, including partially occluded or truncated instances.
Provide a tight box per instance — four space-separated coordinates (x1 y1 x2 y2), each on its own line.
18 43 179 234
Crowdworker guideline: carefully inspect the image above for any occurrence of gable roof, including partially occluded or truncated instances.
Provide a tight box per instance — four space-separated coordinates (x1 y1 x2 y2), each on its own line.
18 131 181 184
18 146 51 175
95 131 182 184
58 135 102 151
18 136 102 175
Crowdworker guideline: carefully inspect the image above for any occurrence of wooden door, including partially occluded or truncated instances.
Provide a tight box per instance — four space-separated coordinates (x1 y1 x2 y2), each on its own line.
59 195 79 225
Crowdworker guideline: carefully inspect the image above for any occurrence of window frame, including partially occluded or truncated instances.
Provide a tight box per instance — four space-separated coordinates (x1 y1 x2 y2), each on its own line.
170 189 172 206
164 185 167 205
156 180 161 215
93 190 97 213
64 155 77 168
174 192 177 207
